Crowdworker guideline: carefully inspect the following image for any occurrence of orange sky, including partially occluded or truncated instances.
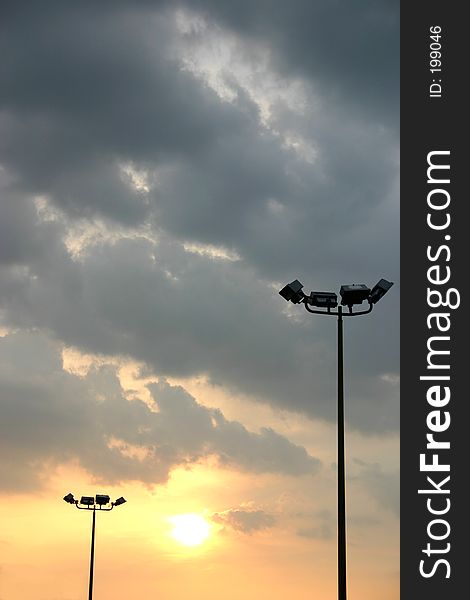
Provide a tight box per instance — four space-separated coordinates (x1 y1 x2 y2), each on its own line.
0 355 399 600
1 465 399 600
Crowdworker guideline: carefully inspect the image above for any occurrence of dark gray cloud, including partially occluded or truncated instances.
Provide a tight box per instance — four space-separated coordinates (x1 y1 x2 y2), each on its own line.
0 5 252 223
0 1 399 441
190 0 399 127
0 191 52 266
0 224 397 431
0 1 399 275
0 331 319 492
211 507 276 533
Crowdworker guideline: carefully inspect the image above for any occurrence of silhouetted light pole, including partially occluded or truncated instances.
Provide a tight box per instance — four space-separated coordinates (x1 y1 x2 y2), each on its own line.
63 493 127 600
279 278 393 600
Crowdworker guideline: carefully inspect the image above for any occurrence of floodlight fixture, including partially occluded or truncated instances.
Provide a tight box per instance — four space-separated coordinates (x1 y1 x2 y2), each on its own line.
369 278 394 304
279 280 304 304
63 492 76 504
80 496 95 506
95 494 111 506
339 284 371 307
113 497 127 506
308 291 338 308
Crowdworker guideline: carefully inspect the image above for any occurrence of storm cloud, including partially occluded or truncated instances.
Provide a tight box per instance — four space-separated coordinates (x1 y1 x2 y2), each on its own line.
0 331 319 491
0 1 399 491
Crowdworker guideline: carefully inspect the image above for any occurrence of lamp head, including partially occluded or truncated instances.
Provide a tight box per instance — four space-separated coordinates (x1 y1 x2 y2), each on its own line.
339 284 371 307
113 497 127 507
63 492 76 504
308 291 338 308
279 280 304 304
80 496 95 506
369 278 393 304
95 494 111 506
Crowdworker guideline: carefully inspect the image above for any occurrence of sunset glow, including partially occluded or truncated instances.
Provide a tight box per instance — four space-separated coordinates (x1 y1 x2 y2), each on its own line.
170 514 211 547
0 1 399 598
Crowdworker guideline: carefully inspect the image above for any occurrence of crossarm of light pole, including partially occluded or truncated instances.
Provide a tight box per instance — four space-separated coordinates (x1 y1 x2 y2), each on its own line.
303 301 374 317
75 504 115 511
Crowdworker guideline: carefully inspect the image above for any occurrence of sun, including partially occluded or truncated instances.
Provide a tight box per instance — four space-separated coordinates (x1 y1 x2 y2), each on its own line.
169 514 211 547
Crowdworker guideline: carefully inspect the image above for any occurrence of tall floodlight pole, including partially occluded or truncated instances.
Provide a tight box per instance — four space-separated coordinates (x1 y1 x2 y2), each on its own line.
89 503 96 600
63 493 127 600
337 304 346 599
279 278 393 600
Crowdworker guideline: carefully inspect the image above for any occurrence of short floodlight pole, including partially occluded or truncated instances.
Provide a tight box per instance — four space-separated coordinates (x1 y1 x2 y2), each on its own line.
278 279 393 600
63 493 127 600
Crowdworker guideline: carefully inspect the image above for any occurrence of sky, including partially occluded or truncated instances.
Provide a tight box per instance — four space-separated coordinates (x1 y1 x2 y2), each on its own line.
0 2 399 599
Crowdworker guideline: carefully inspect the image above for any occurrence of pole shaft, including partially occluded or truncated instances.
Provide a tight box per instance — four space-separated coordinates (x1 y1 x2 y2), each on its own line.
88 507 96 600
337 306 347 600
